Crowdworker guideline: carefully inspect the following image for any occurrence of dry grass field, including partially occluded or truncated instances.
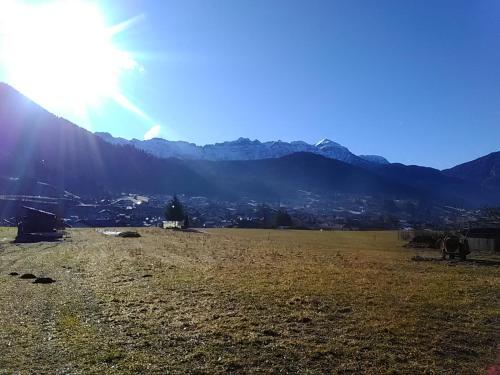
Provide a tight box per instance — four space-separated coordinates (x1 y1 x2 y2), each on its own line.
0 227 498 374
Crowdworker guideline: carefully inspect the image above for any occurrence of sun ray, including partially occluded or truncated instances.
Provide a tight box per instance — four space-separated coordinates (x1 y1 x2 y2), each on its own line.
0 0 153 131
109 14 146 36
111 92 153 123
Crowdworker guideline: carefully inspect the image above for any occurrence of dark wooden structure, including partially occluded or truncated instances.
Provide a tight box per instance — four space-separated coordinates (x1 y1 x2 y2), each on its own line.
440 235 470 260
466 228 500 252
15 206 64 243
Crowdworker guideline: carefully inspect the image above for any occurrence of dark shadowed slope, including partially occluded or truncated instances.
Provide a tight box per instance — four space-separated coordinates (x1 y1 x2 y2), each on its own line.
0 83 216 196
366 162 500 207
185 153 421 201
443 152 500 190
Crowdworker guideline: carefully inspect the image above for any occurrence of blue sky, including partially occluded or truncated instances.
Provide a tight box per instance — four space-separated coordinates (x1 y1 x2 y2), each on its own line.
1 0 500 169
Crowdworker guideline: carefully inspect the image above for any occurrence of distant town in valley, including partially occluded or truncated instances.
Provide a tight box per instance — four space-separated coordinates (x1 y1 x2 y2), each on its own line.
1 187 500 232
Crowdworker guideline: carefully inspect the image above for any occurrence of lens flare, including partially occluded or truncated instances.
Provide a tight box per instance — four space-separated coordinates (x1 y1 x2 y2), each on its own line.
144 124 162 140
0 0 148 128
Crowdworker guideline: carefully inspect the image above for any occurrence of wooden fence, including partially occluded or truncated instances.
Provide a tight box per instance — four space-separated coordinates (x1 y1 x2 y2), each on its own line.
397 229 443 242
468 237 500 252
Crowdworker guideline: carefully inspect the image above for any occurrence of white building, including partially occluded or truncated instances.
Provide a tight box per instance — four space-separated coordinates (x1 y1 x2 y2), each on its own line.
163 220 185 229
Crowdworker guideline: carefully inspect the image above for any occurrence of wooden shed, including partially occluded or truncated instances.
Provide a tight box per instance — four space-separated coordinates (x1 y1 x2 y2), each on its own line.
15 206 64 243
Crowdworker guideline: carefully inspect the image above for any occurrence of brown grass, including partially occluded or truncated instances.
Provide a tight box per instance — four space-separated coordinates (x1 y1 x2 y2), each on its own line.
0 228 498 374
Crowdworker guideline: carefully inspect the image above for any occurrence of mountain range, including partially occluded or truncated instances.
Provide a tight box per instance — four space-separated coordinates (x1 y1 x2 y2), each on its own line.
0 82 499 208
95 132 389 166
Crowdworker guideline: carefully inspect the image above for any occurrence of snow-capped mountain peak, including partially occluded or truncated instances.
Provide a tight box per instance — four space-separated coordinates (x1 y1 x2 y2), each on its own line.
95 132 391 166
315 138 334 147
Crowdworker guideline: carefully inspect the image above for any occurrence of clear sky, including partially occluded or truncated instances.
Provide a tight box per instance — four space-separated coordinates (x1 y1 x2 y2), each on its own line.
1 0 499 169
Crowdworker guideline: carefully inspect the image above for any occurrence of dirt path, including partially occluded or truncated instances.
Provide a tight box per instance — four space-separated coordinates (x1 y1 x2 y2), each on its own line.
0 232 126 373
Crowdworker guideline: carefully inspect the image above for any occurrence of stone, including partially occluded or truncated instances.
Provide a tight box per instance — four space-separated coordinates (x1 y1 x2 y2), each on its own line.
20 273 37 279
33 277 56 284
118 231 141 238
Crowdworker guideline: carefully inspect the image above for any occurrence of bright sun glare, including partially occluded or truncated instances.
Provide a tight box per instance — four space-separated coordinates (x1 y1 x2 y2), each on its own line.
0 0 146 124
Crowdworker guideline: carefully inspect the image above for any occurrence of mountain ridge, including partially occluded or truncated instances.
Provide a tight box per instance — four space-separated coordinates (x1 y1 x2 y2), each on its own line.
95 132 390 166
443 152 500 189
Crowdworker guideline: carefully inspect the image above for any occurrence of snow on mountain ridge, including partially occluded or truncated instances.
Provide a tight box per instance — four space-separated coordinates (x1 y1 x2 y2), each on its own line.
315 138 336 147
359 155 390 165
95 132 390 165
96 132 129 146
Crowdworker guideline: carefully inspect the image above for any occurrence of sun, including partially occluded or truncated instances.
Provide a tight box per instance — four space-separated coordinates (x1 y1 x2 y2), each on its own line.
0 0 143 125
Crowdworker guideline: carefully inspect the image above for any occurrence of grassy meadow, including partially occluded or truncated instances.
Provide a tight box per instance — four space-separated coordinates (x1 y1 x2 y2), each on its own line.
0 228 498 374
